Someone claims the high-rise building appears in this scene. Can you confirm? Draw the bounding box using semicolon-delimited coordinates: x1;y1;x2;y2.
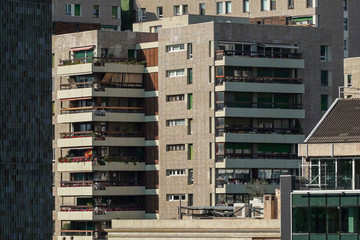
0;0;52;239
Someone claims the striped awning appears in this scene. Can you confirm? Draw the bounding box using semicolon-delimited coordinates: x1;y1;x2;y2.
70;46;95;52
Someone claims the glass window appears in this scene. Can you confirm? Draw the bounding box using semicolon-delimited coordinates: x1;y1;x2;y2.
344;0;348;11
182;5;188;14
243;0;249;12
174;5;180;15
344;18;348;31
292;207;309;233
293;194;308;206
327;207;340;233
310;207;327;233
271;0;276;10
226;2;232;13
261;0;268;11
321;70;328;86
321;45;329;61
167;44;185;52
112;6;119;19
167;69;185;77
188;144;193;160
337;159;352;189
217;2;223;14
306;0;313;7
188;93;193;109
347;75;352;86
288;0;294;9
341;207;358;233
321;95;328;111
187;43;193;59
74;4;81;16
157;7;163;18
65;4;72;16
93;5;99;18
187;68;193;84
199;3;205;15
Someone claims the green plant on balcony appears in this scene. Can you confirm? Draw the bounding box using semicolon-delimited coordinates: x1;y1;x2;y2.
62;223;71;230
246;179;268;199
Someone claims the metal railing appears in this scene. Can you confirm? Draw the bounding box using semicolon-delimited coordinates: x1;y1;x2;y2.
58;156;142;164
216;153;298;162
60;180;144;188
216;101;302;111
216;126;303;136
60;81;144;90
215;50;302;60
60;106;144;114
59;57;144;66
60;131;144;138
216;76;302;85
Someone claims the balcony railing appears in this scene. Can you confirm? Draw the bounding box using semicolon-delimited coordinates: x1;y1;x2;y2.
60;230;106;239
60;205;144;213
216;126;303;136
60;131;144;139
60;106;144;114
216;101;302;111
215;50;302;60
216;76;302;85
216;178;280;188
60;180;144;188
59;57;145;66
60;81;144;90
58;156;142;164
216;153;299;162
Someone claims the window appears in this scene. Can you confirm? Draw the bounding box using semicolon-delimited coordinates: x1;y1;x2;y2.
187;93;193;109
166;119;185;126
166;94;184;102
74;4;81;16
139;8;146;21
167;69;185;77
199;3;205;15
167;169;185;176
243;0;249;12
306;0;313;7
166;44;185;52
167;194;185;201
65;4;81;16
188;144;193;160
112;6;120;19
187;68;193;84
344;18;348;31
320;45;330;62
157;7;163;19
321;71;328;86
271;0;276;10
347;75;352;87
261;0;268;11
93;5;99;18
188;118;193;135
226;2;232;13
321;95;329;111
52;77;55;92
188;169;194;185
344;0;348;11
65;4;72;16
288;0;294;9
187;43;193;59
166;144;185;151
174;5;180;16
182;5;188;15
217;2;223;14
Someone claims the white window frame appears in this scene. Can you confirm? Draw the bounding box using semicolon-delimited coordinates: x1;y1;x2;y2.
167;194;186;201
174;5;180;16
226;1;232;13
167;119;186;127
166;94;185;102
217;2;224;14
166;44;185;52
243;0;249;12
167;169;186;176
157;7;163;19
167;69;185;77
65;4;72;16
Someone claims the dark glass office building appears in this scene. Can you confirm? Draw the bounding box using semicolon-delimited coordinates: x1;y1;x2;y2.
0;0;52;239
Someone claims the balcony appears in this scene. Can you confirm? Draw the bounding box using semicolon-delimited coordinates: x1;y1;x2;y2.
215;50;304;69
215;179;279;194
59;230;105;240
58;181;146;196
57;156;145;172
57;107;145;123
58;205;145;220
215;77;304;94
216;126;303;136
57;57;145;76
57;82;144;100
215;102;305;119
57;131;145;148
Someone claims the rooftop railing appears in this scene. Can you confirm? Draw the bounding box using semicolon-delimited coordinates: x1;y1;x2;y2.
216;76;303;85
215;50;302;60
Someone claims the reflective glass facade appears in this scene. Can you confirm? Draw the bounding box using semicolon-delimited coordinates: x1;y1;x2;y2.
0;0;52;239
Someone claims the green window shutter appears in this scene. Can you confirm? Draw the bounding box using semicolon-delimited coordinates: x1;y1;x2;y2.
188;144;193;160
112;6;118;18
188;68;193;84
74;50;86;59
188;94;193;109
75;4;81;16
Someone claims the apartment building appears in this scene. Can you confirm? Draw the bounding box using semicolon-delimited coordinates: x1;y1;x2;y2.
135;0;359;58
342;57;360;98
0;0;52;239
132;15;342;219
52;30;159;239
281;98;360;240
52;0;136;34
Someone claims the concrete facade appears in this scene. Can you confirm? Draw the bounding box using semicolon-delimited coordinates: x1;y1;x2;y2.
343;57;360;98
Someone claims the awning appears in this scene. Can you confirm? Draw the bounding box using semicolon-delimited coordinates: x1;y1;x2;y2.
70;46;95;52
258;43;299;49
60;97;92;101
293;17;313;22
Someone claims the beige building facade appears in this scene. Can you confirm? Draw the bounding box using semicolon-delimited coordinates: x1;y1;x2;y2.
343;57;360;98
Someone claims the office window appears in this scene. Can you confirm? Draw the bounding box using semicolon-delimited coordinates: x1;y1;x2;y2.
271;0;276;10
226;2;232;13
112;6;120;19
65;4;72;16
174;5;180;15
321;95;329;111
344;0;348;11
182;5;188;14
199;3;205;15
166;144;185;151
306;0;313;7
167;194;185;201
157;7;163;19
261;0;268;11
320;45;330;62
166;119;185;126
217;2;223;14
321;71;328;86
243;0;249;12
347;75;352;86
187;43;193;59
187;68;193;84
167;69;185;77
166;94;184;102
288;0;294;9
344;18;348;31
187;93;193;109
93;5;99;18
166;44;185;52
167;169;186;176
